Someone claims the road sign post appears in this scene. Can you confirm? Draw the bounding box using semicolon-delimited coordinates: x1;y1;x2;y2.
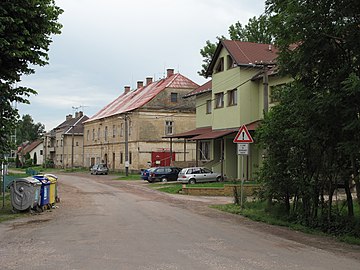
233;125;254;208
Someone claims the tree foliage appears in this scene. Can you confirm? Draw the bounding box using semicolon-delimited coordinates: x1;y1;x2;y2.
257;0;360;234
0;0;63;156
15;114;45;145
198;15;273;77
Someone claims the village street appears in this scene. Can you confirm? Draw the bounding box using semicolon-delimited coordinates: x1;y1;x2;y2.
0;173;360;270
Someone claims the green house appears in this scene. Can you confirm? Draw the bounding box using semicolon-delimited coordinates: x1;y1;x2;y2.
171;40;290;180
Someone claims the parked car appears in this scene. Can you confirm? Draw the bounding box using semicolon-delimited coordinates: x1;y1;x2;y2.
140;168;156;180
177;167;224;184
147;166;182;183
90;163;109;175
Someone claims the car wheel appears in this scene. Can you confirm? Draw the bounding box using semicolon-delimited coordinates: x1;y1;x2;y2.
161;177;168;183
189;179;196;185
147;180;153;183
216;176;223;182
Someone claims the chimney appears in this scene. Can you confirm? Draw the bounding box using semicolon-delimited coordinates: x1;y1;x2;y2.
146;77;153;85
66;114;72;121
137;81;143;89
167;68;174;78
75;111;79;118
124;86;131;94
78;111;83;117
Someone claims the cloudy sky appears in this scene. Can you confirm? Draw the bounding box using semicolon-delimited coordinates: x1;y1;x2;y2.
18;0;265;131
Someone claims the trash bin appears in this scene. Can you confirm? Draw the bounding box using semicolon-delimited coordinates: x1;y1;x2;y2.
8;177;42;211
44;174;60;203
32;175;51;209
44;174;57;206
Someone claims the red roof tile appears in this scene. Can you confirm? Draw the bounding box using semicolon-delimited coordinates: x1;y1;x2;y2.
184;80;212;98
86;73;199;122
206;40;278;77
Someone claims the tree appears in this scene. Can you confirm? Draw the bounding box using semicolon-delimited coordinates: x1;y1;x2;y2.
15;114;45;145
0;0;63;156
257;0;360;231
198;14;273;77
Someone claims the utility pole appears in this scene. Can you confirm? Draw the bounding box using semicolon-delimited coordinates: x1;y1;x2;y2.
124;114;129;176
71;125;75;169
263;64;269;113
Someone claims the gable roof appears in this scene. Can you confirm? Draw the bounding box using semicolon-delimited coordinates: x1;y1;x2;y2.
21;140;43;155
184;80;212;98
86;73;199;123
54;114;89;135
206;40;278;77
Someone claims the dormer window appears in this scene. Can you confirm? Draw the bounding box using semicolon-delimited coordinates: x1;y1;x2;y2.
227;55;236;69
215;57;224;73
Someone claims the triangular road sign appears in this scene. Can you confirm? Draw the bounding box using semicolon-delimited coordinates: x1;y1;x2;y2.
233;125;254;143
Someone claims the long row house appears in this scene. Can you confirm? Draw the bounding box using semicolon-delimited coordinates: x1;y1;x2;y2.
42;40;290;179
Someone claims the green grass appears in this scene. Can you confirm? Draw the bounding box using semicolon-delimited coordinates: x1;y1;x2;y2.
114;174;142;181
211;200;360;245
0;193;26;223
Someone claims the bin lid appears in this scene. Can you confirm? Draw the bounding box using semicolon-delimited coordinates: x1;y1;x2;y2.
44;173;58;180
44;174;58;183
7;177;41;188
32;175;50;184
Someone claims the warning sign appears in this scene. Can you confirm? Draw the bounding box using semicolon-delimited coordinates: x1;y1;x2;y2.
233;125;254;143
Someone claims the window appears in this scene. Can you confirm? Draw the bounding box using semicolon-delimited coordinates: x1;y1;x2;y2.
199;141;210;160
87;130;89;141
170;92;178;103
120;152;123;164
129;152;132;164
120;123;124;137
104;126;108;141
165;121;174;135
128;120;132;136
227;89;237;106
60;139;63;147
97;128;100;140
56;140;58;147
215;57;224;73
206;100;212;114
227;55;236;69
40;150;43;155
92;129;95;141
113;125;116;138
76;142;79;146
215;92;224;108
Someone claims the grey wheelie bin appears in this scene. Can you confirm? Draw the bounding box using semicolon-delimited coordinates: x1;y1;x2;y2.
8;177;42;211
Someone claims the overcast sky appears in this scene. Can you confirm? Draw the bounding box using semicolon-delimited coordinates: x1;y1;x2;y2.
18;0;265;131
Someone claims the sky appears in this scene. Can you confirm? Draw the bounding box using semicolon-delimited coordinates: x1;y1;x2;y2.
18;0;265;131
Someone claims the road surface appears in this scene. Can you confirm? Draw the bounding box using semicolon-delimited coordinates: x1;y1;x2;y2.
0;173;359;270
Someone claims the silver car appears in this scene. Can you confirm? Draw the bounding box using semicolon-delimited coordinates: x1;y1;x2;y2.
177;167;224;184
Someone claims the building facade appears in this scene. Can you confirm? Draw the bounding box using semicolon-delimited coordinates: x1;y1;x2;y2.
172;41;291;180
44;111;89;168
83;69;199;172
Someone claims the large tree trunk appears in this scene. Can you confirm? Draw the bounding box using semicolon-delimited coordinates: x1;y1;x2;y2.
344;177;354;217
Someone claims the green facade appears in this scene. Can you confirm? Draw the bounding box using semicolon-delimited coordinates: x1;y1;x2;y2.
195;45;290;180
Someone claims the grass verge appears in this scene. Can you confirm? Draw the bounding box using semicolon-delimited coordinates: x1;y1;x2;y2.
211;201;360;246
0;193;26;223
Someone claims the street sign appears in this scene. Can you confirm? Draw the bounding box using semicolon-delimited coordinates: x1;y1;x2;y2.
233;125;254;143
237;143;249;155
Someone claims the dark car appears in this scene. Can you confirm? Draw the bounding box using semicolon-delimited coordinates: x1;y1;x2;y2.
140;167;156;180
90;163;109;175
147;166;182;183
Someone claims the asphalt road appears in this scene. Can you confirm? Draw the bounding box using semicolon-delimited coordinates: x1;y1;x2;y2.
0;173;360;270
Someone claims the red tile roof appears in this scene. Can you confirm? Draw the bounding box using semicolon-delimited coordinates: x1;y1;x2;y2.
86;73;199;122
206;40;278;77
184;80;212;98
